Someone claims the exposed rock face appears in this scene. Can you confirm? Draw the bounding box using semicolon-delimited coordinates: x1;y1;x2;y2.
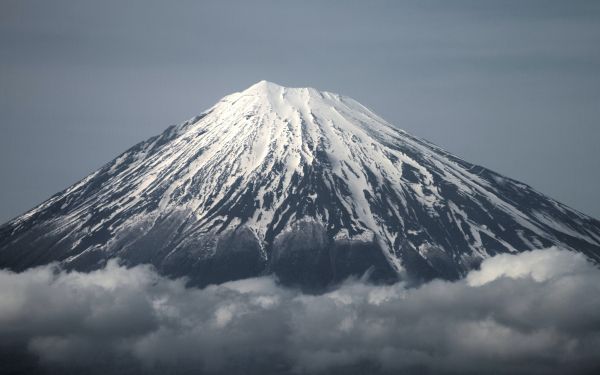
1;81;599;290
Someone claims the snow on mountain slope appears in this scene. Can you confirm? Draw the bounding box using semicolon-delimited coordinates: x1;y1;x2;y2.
1;81;599;288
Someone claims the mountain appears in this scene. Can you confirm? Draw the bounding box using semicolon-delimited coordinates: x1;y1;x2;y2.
1;81;599;289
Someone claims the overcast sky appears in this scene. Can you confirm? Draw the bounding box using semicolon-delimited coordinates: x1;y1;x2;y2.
1;0;599;223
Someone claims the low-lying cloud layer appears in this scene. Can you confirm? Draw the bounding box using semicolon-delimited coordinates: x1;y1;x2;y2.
1;248;599;374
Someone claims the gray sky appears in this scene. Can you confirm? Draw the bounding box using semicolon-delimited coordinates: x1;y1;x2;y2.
1;0;599;223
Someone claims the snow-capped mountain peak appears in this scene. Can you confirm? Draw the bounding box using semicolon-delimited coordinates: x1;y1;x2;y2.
1;81;599;289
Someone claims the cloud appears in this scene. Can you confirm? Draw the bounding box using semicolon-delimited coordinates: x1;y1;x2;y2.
1;247;599;374
466;247;594;285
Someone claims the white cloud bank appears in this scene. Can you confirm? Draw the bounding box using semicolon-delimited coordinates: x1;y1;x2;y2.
1;247;599;374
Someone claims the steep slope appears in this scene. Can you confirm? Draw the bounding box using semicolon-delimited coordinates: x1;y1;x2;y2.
1;81;599;288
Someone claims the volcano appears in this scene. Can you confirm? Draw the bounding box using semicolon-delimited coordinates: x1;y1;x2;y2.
1;81;599;289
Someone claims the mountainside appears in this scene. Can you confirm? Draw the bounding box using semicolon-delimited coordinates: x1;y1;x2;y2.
1;81;599;289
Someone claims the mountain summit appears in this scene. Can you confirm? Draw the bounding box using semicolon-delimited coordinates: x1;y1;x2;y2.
1;81;599;289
